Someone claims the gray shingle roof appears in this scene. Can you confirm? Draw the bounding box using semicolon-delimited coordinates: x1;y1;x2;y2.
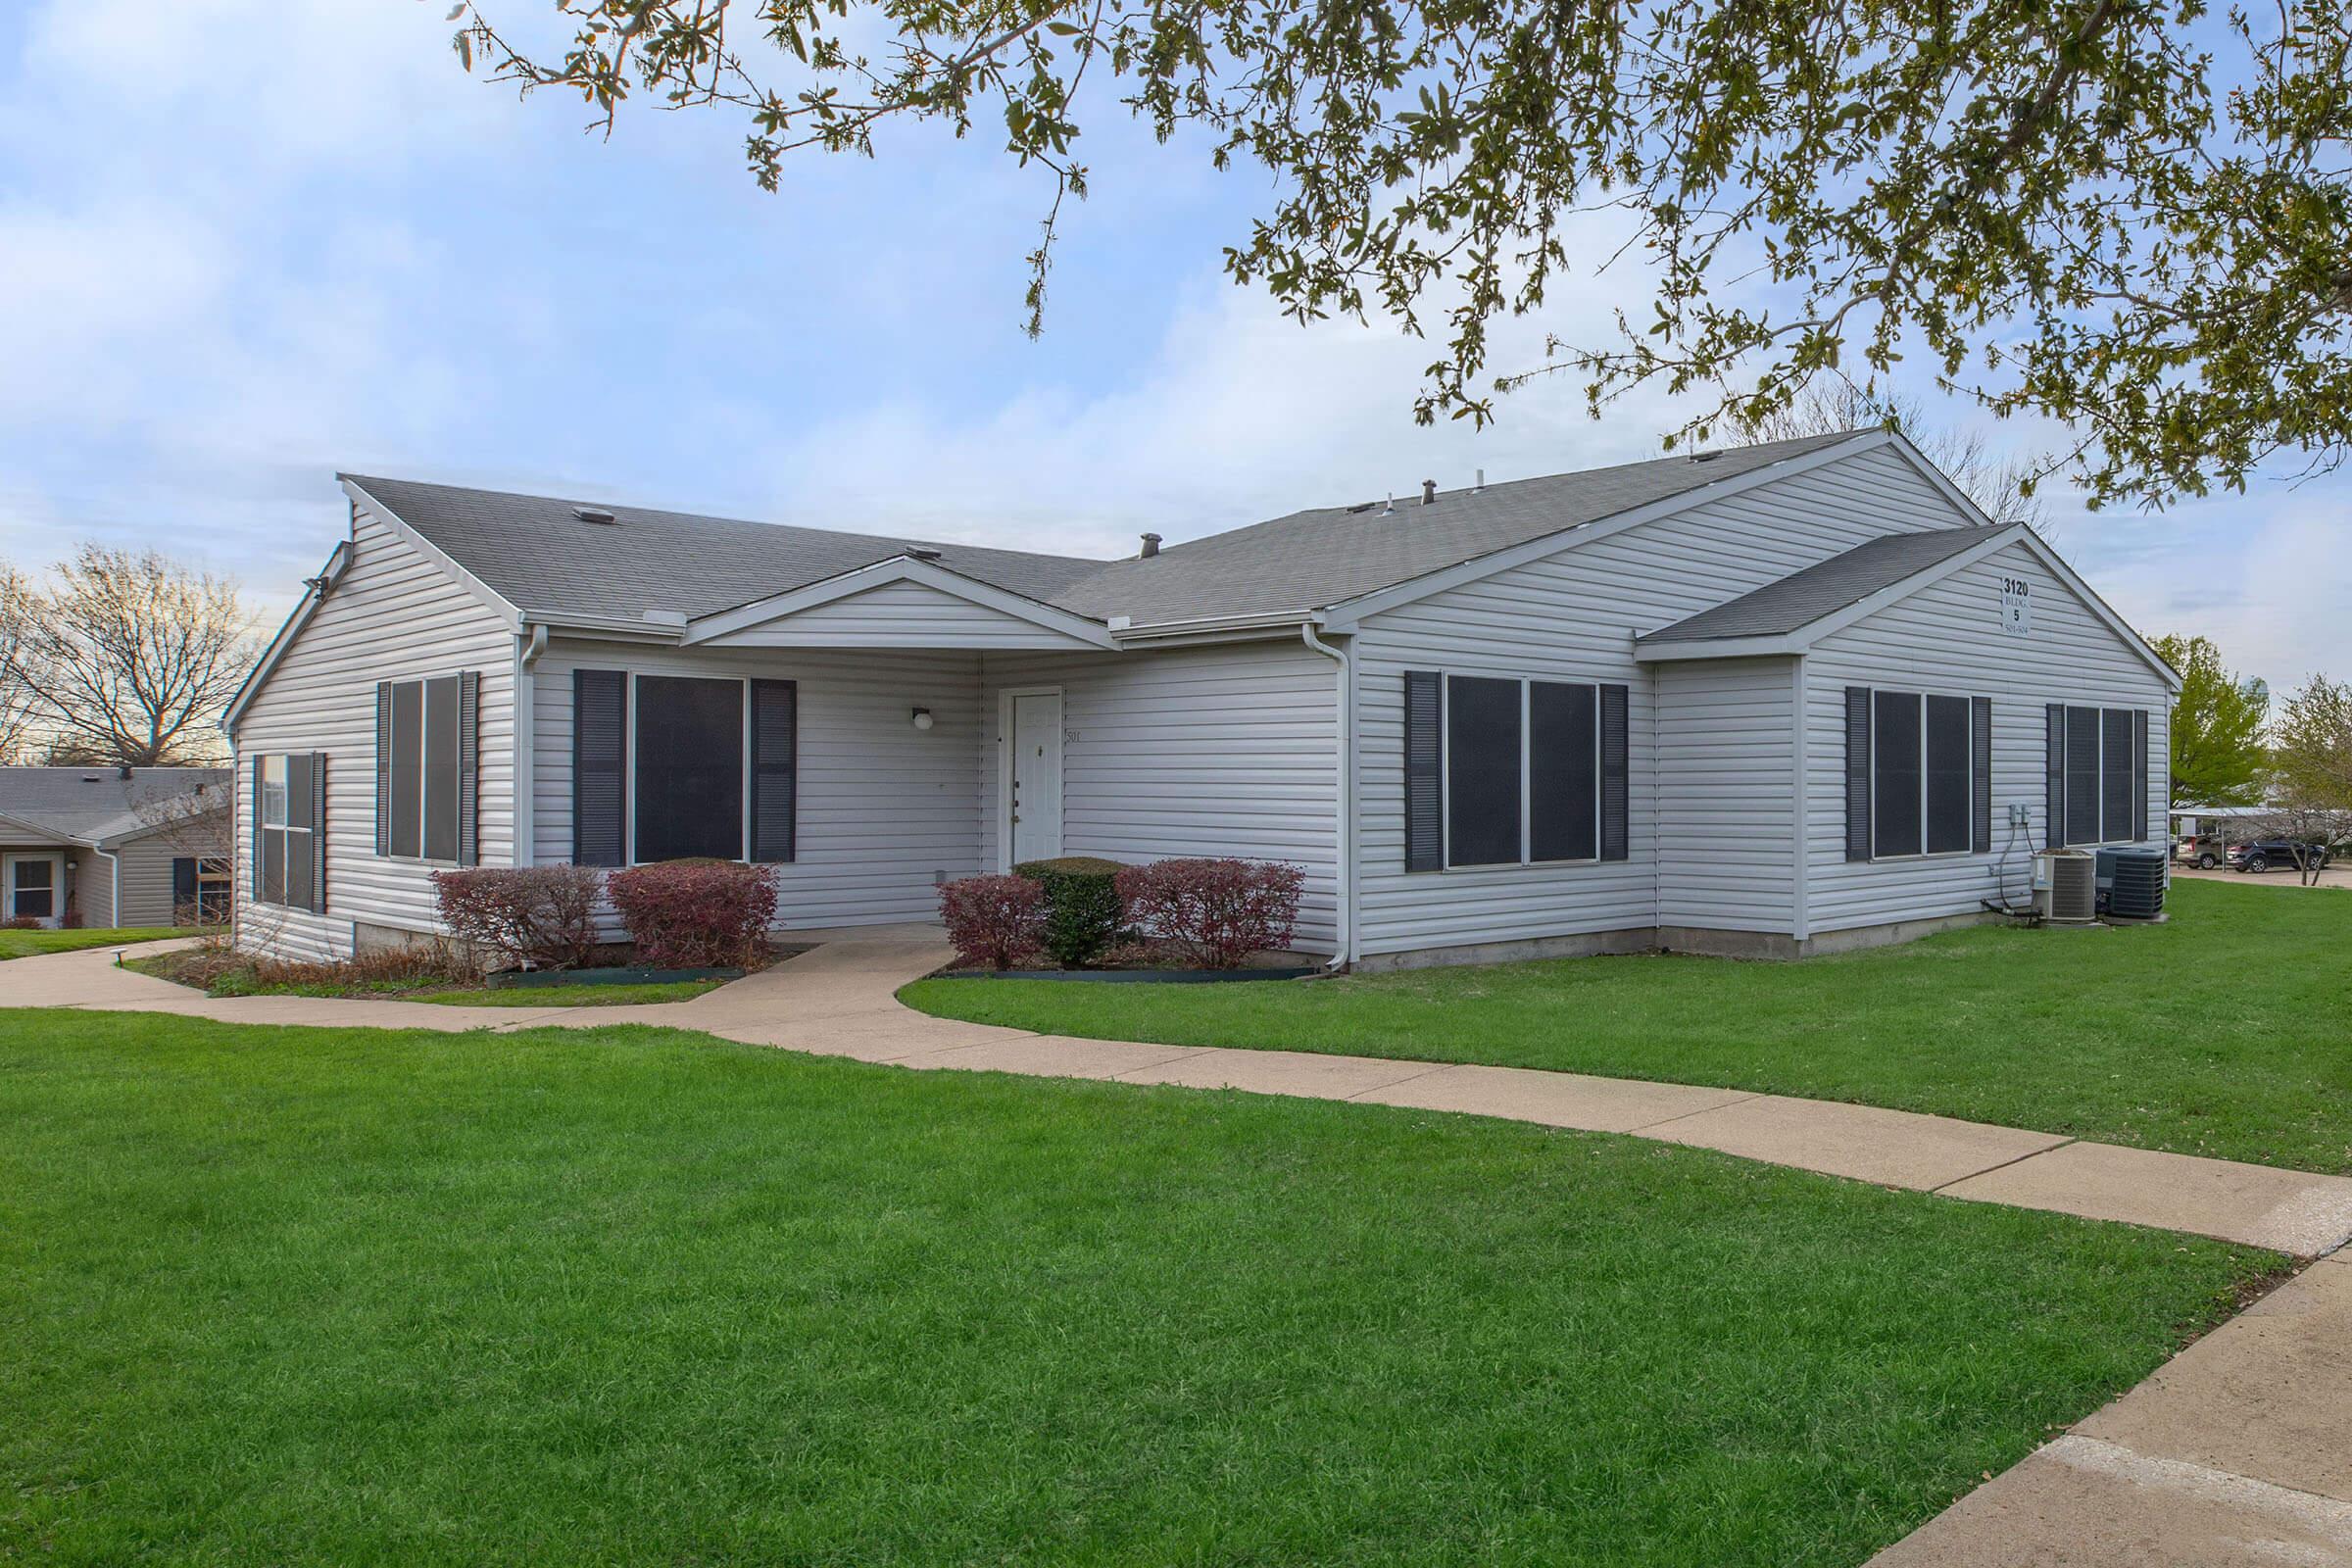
349;430;1865;632
0;767;230;843
1637;523;2014;645
341;476;1108;625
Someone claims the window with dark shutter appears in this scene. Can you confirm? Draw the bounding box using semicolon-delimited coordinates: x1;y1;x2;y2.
378;673;480;863
635;675;745;862
1403;672;1443;872
456;670;480;865
573;669;627;867
374;682;393;857
308;751;328;913
1598;683;1629;862
1529;681;1598;862
1864;688;1984;858
750;678;797;864
1446;675;1522;867
1845;687;1873;862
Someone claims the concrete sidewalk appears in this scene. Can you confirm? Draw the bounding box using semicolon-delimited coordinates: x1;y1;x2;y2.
10;929;2352;1564
12;933;2352;1256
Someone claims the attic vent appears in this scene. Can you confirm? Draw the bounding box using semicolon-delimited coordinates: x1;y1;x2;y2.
571;505;617;524
907;548;942;562
1686;450;1722;464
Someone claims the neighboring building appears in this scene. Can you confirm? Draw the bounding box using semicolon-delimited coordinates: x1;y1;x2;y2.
0;767;231;929
222;428;2179;969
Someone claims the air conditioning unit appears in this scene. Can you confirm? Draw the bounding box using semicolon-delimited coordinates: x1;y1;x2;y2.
2097;847;2168;920
2033;850;2098;925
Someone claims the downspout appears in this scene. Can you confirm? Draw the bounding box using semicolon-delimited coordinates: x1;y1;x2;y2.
1299;623;1352;970
91;844;121;930
514;624;548;867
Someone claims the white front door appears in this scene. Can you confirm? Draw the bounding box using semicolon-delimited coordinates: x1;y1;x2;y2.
3;853;63;929
1008;691;1064;865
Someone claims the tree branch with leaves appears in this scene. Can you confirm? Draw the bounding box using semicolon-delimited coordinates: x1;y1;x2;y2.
443;0;2351;508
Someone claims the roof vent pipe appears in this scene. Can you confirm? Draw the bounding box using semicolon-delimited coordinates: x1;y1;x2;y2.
1140;532;1161;559
1421;479;1437;506
1475;468;1486;493
1382;492;1395;515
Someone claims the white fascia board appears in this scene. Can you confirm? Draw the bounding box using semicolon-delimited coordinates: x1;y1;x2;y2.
683;556;1119;650
1633;634;1803;662
337;477;527;632
1318;430;1896;631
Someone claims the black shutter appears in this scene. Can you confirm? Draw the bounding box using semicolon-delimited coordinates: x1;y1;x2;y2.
1844;687;1873;862
1403;671;1443;872
2044;705;2066;849
374;681;393;857
249;754;264;899
309;752;329;913
457;670;480;865
2133;709;2150;842
1599;682;1630;862
750;678;798;864
1971;696;1992;854
573;669;627;867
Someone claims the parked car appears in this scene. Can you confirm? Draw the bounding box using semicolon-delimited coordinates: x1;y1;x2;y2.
2176;833;2229;869
2228;839;2330;874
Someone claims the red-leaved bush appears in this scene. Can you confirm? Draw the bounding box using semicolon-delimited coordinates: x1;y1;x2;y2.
1115;858;1305;969
431;865;604;970
938;874;1044;970
605;859;779;968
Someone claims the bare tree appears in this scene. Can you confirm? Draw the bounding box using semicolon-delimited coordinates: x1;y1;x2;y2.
2269;674;2352;884
1734;384;2051;537
11;547;258;767
0;563;36;764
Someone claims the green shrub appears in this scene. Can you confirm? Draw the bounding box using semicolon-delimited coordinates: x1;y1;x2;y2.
1013;856;1126;968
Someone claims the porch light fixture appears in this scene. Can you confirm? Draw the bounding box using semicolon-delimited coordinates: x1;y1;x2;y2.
911;708;934;731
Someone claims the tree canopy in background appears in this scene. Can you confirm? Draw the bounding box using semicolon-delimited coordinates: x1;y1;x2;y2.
2150;633;2269;806
448;0;2351;509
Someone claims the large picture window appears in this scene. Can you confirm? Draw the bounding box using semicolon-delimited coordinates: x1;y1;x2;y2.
570;670;798;867
2049;705;2149;846
1435;673;1612;869
375;673;477;863
1854;688;1986;859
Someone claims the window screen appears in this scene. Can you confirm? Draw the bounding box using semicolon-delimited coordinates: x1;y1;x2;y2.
1924;695;1972;855
2100;708;2133;843
1872;691;1922;858
389;680;423;858
635;675;745;862
2064;705;2102;845
1446;676;1522;868
1529;681;1598;862
424;675;462;862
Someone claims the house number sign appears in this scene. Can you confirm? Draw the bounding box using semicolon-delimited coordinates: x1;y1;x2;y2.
1999;575;2032;638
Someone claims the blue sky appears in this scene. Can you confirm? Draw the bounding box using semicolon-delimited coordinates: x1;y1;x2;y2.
0;0;2343;698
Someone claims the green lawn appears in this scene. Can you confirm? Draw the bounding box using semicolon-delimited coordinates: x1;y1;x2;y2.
906;878;2352;1174
0;1010;2278;1567
0;926;184;960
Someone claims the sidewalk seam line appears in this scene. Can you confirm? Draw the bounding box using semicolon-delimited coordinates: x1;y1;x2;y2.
1621;1091;1770;1134
1930;1136;2081;1195
1340;1063;1461;1101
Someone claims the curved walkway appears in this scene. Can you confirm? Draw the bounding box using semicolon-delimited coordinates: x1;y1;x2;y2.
10;932;2352;1565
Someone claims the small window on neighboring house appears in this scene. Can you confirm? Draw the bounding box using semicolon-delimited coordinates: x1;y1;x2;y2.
252;751;324;910
173;857;233;923
374;673;479;863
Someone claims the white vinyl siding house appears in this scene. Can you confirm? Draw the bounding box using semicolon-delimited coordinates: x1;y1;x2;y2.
223;430;2178;968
